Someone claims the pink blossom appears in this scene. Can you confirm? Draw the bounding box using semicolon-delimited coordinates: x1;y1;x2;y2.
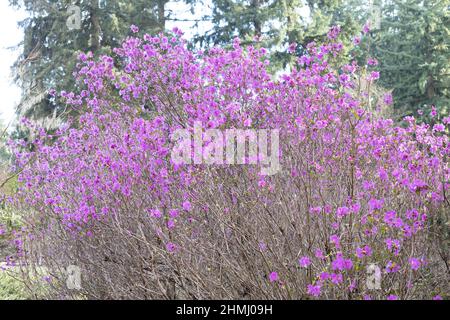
130;25;139;33
149;209;162;218
182;201;192;212
166;242;177;253
307;284;321;297
269;272;279;282
288;42;297;54
299;256;311;268
315;249;325;260
409;258;421;270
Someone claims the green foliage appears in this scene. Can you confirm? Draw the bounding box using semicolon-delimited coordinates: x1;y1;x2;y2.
0;266;55;300
371;0;450;118
0;271;30;300
196;0;361;69
9;0;449;125
10;0;171;125
0;205;23;234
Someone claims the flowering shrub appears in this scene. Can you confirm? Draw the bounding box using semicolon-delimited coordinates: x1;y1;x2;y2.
9;26;449;299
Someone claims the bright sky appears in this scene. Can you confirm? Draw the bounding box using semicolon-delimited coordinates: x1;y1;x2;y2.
0;2;25;126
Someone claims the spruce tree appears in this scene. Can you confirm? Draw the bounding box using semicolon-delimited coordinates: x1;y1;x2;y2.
196;0;360;69
9;0;169;126
372;0;449;118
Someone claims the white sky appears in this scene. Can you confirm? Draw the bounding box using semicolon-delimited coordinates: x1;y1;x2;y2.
0;2;25;126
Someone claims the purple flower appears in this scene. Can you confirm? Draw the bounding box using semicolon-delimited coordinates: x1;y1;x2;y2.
385;238;401;255
356;245;372;259
299;256;311;268
182;201;192;212
383;93;393;105
330;235;341;248
48;88;57;96
149;209;162;218
368;71;380;81
336;206;350;218
433;124;445;132
309;207;322;215
369;198;384;211
166;242;177;252
378;167;388;181
387;295;398;300
315;249;325;260
288;42;297;54
367;58;378;66
130;25;139;33
430;105;437;117
269;271;279;282
351;203;361;213
364;245;373;257
167;219;175;229
409;257;421;270
330;273;343;284
307;284;321;297
409;179;428;193
169;209;179;218
332;253;353;271
258;241;267;251
385;261;400;273
433;295;443;301
315;120;328;129
362;22;371;34
319;272;330;280
406;209;419;220
327;25;341;39
384;210;397;226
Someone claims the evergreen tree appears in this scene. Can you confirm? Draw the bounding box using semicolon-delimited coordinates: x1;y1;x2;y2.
372;0;449;118
9;0;170;126
196;0;360;69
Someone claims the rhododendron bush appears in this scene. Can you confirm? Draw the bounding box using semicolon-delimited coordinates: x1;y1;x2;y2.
8;26;449;300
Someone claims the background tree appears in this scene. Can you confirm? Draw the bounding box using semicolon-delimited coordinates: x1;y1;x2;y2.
9;0;171;128
8;0;449;126
195;0;361;69
372;0;450;119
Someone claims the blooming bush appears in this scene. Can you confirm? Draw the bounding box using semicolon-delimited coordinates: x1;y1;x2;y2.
9;26;449;299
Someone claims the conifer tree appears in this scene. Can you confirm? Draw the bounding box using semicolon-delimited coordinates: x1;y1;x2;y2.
9;0;170;125
196;0;360;69
372;0;449;118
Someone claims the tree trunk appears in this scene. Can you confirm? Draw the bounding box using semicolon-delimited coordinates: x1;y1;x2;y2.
89;0;101;52
157;0;168;31
251;0;262;37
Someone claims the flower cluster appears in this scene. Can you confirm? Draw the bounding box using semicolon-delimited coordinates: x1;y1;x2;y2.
9;26;449;300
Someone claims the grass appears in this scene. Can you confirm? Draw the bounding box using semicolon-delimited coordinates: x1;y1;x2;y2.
0;269;31;300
